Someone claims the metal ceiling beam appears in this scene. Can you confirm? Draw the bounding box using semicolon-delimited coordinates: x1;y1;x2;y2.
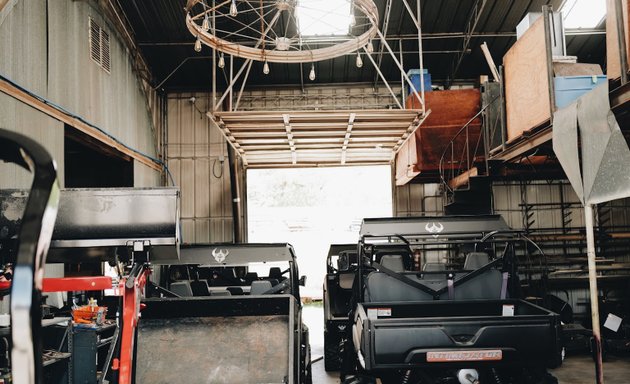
447;0;488;89
372;0;394;88
137;29;606;47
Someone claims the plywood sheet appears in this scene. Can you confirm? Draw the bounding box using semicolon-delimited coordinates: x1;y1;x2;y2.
504;16;551;142
607;0;630;80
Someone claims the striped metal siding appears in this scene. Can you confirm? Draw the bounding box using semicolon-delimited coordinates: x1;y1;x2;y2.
167;93;234;244
0;0;160;187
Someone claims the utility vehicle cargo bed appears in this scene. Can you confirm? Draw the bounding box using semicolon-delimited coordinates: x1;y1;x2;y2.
353;299;562;371
136;296;297;384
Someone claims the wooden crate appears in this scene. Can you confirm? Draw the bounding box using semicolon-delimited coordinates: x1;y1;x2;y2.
395;89;481;185
504;16;551;142
607;0;630;80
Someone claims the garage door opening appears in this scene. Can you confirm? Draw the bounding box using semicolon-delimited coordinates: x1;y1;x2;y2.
246;165;393;298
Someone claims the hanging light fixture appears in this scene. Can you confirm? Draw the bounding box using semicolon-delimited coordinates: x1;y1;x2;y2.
308;63;316;81
263;60;270;74
202;14;210;31
366;39;374;53
355;51;363;68
218;52;225;68
230;0;238;17
194;37;202;52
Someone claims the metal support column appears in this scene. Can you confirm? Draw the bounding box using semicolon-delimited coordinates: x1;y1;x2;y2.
585;204;604;384
615;0;629;84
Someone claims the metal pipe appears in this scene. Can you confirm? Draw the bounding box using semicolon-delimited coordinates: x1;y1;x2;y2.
234;60;254;111
229;54;234;111
212;1;217;110
362;47;403;109
543;6;557;122
375;29;423;108
417;0;425;115
228;143;242;242
585;204;604;384
400;38;406;108
615;0;629;84
138;29;606;46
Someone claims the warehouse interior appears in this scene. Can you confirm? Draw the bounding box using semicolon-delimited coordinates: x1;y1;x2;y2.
1;0;630;383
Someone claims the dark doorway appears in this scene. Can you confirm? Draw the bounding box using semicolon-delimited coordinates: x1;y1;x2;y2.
64;126;134;188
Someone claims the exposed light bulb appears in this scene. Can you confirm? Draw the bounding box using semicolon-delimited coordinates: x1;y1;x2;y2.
218;53;225;69
202;15;210;31
366;40;374;53
263;60;270;75
309;64;316;81
230;0;238;17
350;12;356;27
355;52;363;68
194;38;202;52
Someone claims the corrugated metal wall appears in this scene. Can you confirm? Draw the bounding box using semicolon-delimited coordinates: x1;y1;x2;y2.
394;180;630;313
0;0;160;187
167;93;236;244
237;84;403;111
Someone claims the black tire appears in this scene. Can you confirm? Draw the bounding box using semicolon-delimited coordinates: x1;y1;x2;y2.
324;332;341;371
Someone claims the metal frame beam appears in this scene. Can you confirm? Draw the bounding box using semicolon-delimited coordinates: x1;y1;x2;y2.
447;0;488;88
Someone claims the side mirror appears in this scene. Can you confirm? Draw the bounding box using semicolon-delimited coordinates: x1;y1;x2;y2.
299;275;307;286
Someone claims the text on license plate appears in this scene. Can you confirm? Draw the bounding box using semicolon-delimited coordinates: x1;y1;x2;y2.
426;350;503;362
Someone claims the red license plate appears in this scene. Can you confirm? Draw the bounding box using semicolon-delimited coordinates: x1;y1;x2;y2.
426;350;503;362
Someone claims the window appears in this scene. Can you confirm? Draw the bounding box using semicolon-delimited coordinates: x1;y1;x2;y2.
89;17;111;73
560;0;606;29
296;0;352;36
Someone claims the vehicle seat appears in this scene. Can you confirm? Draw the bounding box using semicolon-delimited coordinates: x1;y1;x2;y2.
338;273;354;290
227;287;244;295
269;267;285;281
364;272;437;302
210;290;232;296
423;263;445;271
170;281;193;297
454;252;503;300
190;280;210;296
380;255;406;272
250;280;272;295
244;272;258;284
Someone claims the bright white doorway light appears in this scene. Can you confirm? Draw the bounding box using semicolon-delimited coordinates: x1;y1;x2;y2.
561;0;606;29
296;0;352;36
247;166;392;298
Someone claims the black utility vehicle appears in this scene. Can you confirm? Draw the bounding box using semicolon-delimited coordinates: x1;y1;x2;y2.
340;215;563;384
323;243;413;371
138;243;312;384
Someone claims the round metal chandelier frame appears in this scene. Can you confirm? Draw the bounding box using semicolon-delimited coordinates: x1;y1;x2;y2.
185;0;380;64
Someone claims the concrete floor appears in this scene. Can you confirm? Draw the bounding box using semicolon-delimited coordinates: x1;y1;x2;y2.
313;355;630;383
304;304;630;383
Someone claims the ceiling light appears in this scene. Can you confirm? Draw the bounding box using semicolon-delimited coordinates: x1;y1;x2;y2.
230;0;238;17
366;40;374;53
309;64;316;81
561;0;606;29
202;14;210;31
263;60;270;74
296;0;352;36
355;52;363;68
194;37;202;52
218;53;225;68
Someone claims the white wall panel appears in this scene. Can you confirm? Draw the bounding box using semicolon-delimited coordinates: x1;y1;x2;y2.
167;92;234;244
